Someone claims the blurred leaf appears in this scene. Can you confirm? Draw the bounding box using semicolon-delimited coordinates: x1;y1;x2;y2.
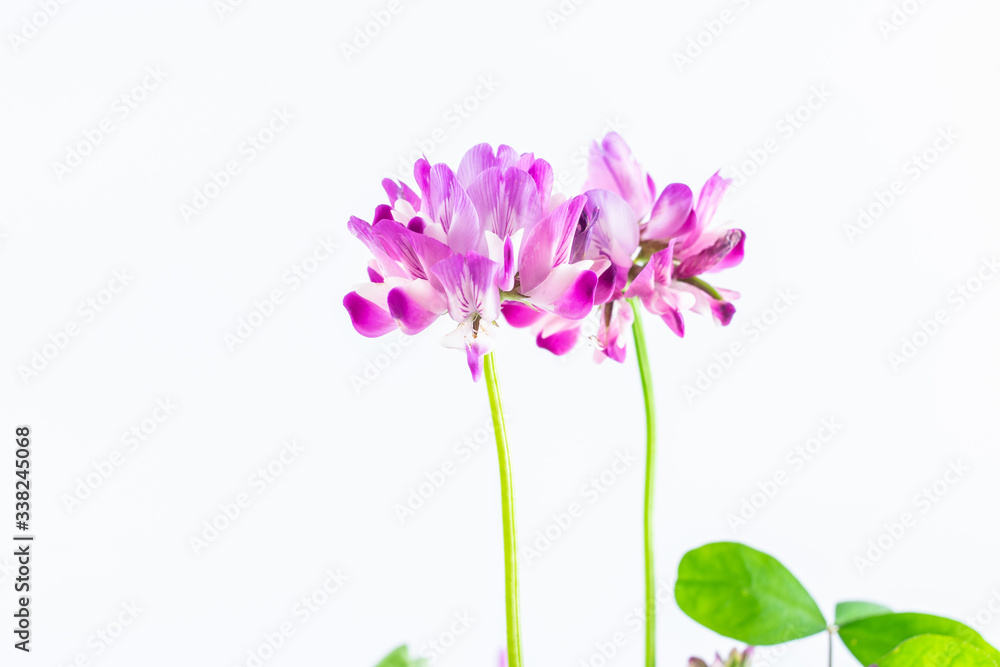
875;635;998;667
835;601;893;627
675;542;827;645
839;614;1000;665
375;645;428;667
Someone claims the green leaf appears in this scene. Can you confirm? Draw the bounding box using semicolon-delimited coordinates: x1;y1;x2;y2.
839;613;1000;665
835;601;893;627
675;542;827;645
876;635;999;667
375;645;428;667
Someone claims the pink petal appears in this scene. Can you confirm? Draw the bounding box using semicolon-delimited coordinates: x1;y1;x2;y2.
387;281;446;335
466;167;540;240
407;216;427;234
457;143;497;188
706;229;745;273
583;189;640;269
583;132;654;219
496;144;519;169
501;301;545;328
594;264;620;305
465;335;492;382
457;144;520;189
595;301;634;362
425;164;482;254
500;234;516;291
711;299;736;326
382;178;421;210
513;152;535;171
517;195;588;293
681;171;732;249
550;269;598;320
695;171;731;228
570;201;596;263
528;159;554;211
343;291;396;337
674;282;737;326
644;183;694;240
657;304;686;337
536;327;580;356
431;252;501;322
348;216;406;280
372;219;454;283
626;244;675;299
675;229;744;278
414;158;431;194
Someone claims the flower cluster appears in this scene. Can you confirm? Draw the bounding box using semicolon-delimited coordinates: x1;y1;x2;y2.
689;647;754;667
344;133;745;379
501;132;744;363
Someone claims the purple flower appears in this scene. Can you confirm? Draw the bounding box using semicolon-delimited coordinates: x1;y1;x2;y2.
507;132;745;362
625;241;694;337
517;194;606;320
499;302;585;357
346;133;745;373
432;252;501;381
594;299;634;363
640;173;744;328
344;142;599;380
584;132;657;220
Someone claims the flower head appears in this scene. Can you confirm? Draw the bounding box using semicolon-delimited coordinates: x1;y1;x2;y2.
344;143;601;380
507;132;746;362
584;131;657;220
346;133;745;374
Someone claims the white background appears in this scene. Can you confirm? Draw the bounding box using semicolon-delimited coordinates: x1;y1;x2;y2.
1;0;998;665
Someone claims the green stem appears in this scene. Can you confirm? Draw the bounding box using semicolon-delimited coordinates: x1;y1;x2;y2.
679;275;724;301
484;352;522;667
629;298;657;667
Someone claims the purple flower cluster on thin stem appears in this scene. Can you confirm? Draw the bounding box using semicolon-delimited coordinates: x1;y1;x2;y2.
502;132;744;363
345;144;603;381
344;132;746;667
